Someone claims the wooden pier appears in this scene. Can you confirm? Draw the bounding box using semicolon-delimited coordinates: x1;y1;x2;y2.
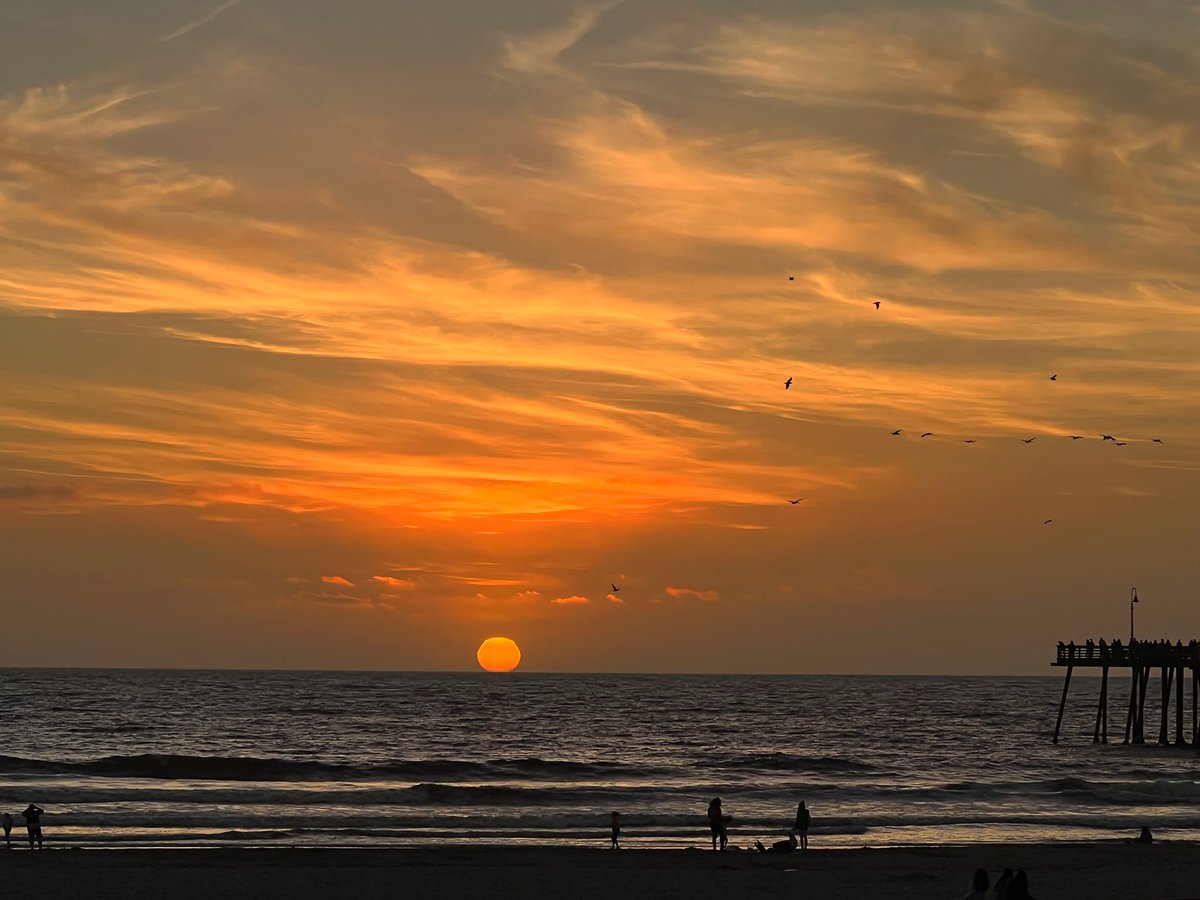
1052;639;1200;747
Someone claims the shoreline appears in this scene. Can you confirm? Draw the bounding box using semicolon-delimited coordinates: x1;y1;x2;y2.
2;843;1196;900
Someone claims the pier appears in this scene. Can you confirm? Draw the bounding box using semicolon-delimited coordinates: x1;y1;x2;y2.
1051;639;1200;747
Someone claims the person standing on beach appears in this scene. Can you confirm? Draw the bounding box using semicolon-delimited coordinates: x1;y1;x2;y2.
610;811;621;849
707;798;728;851
22;803;44;850
795;800;811;850
2;812;12;848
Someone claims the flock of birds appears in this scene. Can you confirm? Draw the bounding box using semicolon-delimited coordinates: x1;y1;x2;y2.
778;291;1168;526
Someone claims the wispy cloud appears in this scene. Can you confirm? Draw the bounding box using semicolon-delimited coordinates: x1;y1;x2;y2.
155;0;243;44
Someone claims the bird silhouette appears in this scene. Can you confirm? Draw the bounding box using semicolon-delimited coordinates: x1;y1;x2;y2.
788;275;795;281
784;377;792;390
1115;442;1127;446
963;439;976;443
873;300;881;309
611;583;620;593
1070;435;1084;440
1152;438;1164;444
1043;519;1053;525
1101;435;1115;441
921;432;933;437
891;429;901;436
1023;438;1036;443
788;498;803;504
1050;375;1057;381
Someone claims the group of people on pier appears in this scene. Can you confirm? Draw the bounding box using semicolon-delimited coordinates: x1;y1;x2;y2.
1056;637;1199;662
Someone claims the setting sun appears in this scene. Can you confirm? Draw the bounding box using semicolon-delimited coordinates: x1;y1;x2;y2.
477;637;522;672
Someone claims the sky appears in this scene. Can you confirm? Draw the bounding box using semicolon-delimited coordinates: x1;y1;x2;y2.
1;0;1198;673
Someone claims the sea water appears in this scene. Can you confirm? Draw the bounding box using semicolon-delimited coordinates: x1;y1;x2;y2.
0;669;1196;848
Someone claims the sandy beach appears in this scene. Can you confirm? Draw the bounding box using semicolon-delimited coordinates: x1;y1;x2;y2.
1;844;1196;900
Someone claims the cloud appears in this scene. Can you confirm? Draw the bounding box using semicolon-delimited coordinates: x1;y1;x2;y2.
156;0;243;44
321;575;354;587
606;593;624;604
372;575;415;589
552;595;591;605
665;586;719;602
0;484;79;501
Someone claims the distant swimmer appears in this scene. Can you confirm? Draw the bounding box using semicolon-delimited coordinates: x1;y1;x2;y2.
22;803;43;850
873;301;881;309
784;377;792;390
788;499;803;504
610;811;621;849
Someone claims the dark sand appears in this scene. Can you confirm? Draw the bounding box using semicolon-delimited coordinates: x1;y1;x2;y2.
0;844;1196;899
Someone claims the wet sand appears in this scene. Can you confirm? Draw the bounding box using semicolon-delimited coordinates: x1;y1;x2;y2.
0;843;1196;899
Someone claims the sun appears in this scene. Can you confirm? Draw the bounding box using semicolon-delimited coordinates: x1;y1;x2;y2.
477;636;522;672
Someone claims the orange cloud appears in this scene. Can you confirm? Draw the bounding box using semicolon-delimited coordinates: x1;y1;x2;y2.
372;575;415;589
552;595;590;605
665;586;719;602
321;575;354;587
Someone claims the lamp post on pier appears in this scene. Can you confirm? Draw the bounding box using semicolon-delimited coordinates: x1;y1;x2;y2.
1130;587;1139;643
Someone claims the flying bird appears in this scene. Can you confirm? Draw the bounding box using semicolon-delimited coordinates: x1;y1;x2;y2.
873;300;881;309
1152;438;1164;444
788;498;804;504
891;429;902;436
611;583;620;593
1050;375;1057;381
1101;435;1115;442
1070;435;1084;440
784;377;792;390
963;439;976;443
788;275;795;281
1023;438;1036;443
1115;442;1127;446
921;432;934;438
1043;519;1054;525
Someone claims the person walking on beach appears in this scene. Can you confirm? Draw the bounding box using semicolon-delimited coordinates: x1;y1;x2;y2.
2;812;12;849
794;800;811;850
707;798;728;851
610;811;621;849
22;803;43;850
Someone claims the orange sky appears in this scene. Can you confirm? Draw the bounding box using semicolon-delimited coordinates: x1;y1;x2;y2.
1;0;1198;672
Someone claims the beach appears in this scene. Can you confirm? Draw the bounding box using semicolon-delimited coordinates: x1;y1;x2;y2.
1;844;1196;900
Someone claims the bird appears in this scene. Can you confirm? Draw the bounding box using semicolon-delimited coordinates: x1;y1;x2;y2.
1023;438;1036;443
963;439;976;443
921;432;933;438
1070;435;1084;440
1152;438;1164;444
1043;519;1054;525
1115;442;1127;446
1050;375;1057;381
788;498;803;504
891;429;902;436
611;583;620;593
1101;435;1115;442
784;377;792;390
873;300;881;309
788;275;795;281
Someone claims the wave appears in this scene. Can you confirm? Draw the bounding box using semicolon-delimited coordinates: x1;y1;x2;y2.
0;754;665;783
708;753;876;774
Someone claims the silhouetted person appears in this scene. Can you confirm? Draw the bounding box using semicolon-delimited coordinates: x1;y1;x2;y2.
610;811;620;849
2;812;11;849
754;830;797;853
963;868;989;899
992;867;1013;899
795;800;811;849
707;798;728;850
22;804;43;850
1007;869;1035;899
1137;825;1153;844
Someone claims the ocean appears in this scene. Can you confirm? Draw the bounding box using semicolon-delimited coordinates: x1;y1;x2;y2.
0;670;1196;849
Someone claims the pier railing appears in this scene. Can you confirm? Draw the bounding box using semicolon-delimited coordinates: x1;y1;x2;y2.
1054;640;1200;667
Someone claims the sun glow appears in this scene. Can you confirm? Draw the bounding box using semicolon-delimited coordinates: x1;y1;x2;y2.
476;637;522;672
